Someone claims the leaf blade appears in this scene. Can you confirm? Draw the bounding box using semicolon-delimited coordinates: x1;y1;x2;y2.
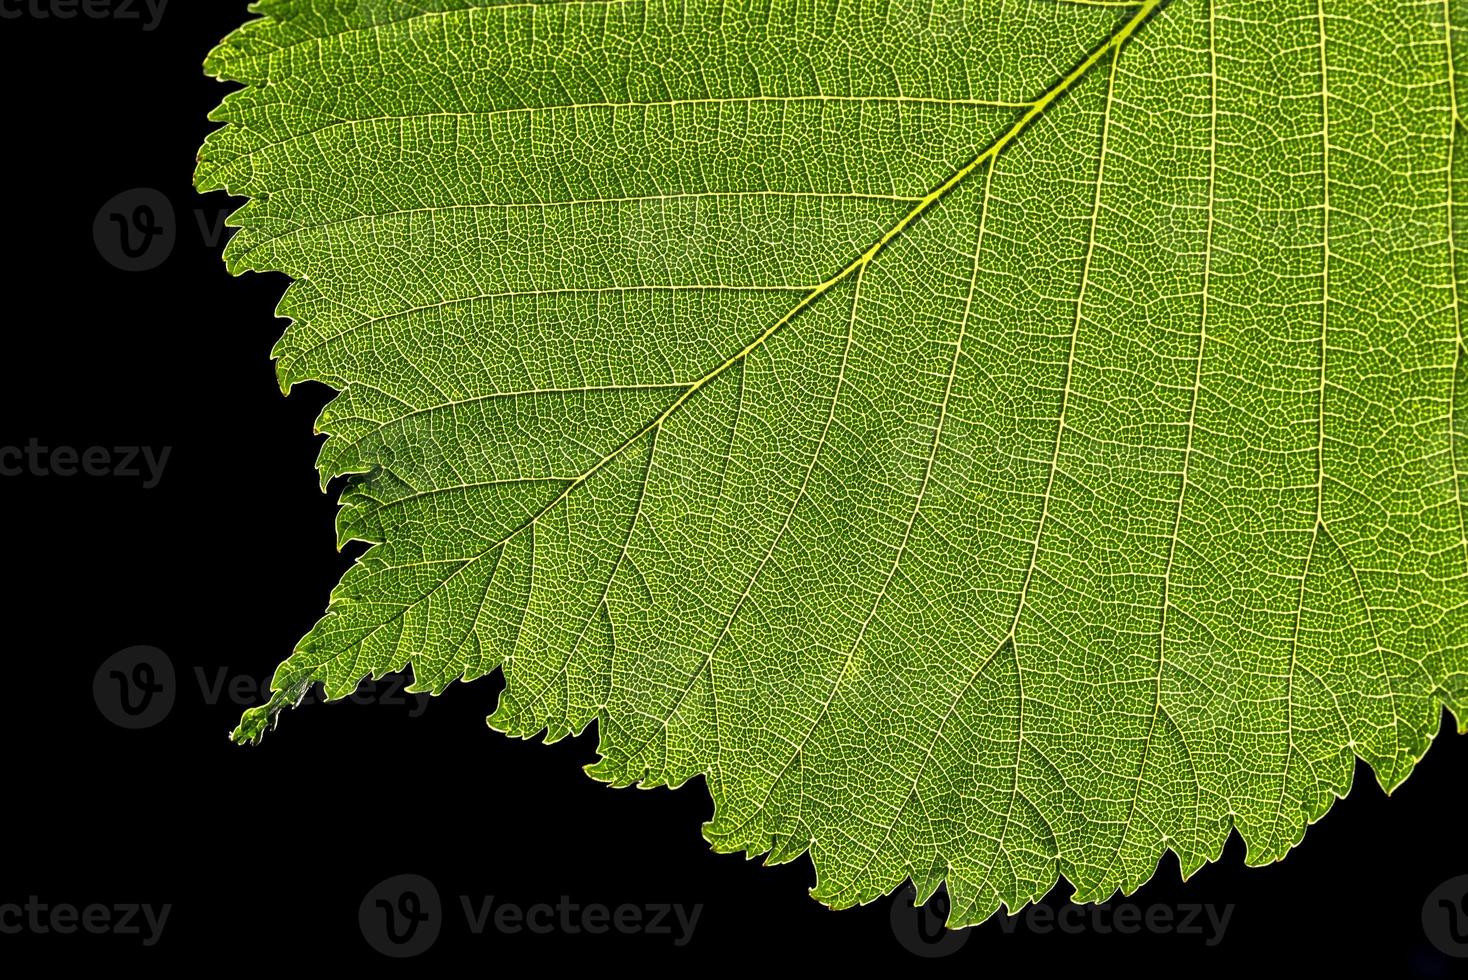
203;0;1467;926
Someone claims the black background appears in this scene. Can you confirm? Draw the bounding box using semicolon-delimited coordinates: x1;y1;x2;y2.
1;2;1465;972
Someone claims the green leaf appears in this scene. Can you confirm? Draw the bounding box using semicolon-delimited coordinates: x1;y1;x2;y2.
199;0;1468;925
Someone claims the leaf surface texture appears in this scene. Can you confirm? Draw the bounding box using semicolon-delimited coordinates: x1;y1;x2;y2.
199;0;1468;924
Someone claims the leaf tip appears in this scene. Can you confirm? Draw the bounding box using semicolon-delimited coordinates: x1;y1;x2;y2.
230;704;274;745
230;677;314;745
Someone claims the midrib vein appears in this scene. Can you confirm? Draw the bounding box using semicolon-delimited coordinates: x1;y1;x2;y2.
482;0;1164;553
